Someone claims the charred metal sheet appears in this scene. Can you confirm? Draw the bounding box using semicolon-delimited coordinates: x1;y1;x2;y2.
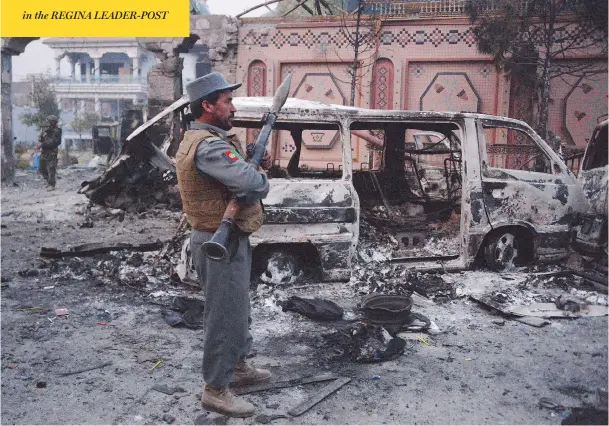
481;172;587;229
314;241;352;282
78;154;179;211
234;374;339;396
552;184;569;205
265;181;353;208
536;231;571;253
579;165;608;216
484;168;519;181
263;207;356;224
40;241;163;258
469;191;485;225
287;377;351;417
316;242;351;269
468;234;486;258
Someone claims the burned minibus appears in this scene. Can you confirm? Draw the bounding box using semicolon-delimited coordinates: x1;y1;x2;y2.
81;96;590;282
573;120;608;258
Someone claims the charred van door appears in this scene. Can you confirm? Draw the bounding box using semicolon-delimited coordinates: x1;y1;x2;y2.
477;118;587;268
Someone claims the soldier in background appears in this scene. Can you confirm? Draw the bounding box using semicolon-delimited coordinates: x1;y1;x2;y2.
37;115;62;191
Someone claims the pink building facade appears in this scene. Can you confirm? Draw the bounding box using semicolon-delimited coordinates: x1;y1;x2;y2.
235;15;607;169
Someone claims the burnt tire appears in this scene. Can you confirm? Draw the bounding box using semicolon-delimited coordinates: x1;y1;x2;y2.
484;231;522;272
259;251;302;285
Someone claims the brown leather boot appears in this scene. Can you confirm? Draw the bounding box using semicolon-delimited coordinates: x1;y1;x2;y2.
231;360;272;386
201;385;255;418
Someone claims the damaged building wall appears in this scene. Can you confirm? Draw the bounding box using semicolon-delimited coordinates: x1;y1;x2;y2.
1;38;39;182
139;15;239;147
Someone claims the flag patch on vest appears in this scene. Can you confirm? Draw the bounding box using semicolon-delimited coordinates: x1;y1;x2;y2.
223;148;243;163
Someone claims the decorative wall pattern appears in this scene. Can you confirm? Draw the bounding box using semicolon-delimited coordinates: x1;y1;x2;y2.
292;72;345;149
274;63;351;168
563;73;608;147
546;60;608;148
241;26;478;49
408;62;496;114
420;72;481;112
246;60;266;144
371;58;394;110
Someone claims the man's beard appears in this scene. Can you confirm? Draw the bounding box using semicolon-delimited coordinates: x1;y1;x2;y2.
217;115;234;131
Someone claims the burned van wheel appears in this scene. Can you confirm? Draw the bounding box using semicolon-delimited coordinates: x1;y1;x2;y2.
260;251;303;285
484;232;521;272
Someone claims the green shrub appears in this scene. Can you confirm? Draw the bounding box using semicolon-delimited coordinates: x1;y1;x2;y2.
16;157;31;169
14;143;29;155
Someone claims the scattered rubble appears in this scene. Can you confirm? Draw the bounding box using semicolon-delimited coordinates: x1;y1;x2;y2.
152;384;186;395
234;374;338;396
57;361;113;377
287;377;351;417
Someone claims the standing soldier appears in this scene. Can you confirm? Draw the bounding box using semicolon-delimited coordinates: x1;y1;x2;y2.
176;72;272;418
37;115;62;191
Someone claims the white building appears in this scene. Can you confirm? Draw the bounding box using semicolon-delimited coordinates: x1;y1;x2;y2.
43;38;157;120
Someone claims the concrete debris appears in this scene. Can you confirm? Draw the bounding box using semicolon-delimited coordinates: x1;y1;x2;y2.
194;414;229;425
253;414;290;424
471;292;608;323
161;413;176;424
152;384;186;395
514;316;551;327
510;303;608;318
55;308;69;317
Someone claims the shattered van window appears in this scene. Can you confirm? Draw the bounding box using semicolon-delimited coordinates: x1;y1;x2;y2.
482;126;556;175
352;121;463;260
582;124;608;171
234;122;342;179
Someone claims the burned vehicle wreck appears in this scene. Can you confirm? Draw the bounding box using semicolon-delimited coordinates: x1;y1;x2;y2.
80;96;590;282
573;120;608;258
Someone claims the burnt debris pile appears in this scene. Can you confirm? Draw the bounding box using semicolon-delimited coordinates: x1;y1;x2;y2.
37;247;180;293
78;153;181;214
322;323;407;363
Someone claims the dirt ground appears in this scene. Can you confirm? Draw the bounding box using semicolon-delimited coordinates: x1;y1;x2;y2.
1;167;607;425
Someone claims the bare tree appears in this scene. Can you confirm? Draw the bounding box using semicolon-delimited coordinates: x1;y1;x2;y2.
19;74;60;130
70;113;99;151
467;0;608;145
327;0;383;106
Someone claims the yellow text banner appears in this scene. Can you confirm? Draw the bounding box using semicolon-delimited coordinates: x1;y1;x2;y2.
2;0;190;37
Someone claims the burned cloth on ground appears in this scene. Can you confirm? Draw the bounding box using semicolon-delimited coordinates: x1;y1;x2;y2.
279;296;344;321
190;229;253;389
323;323;405;363
162;297;205;329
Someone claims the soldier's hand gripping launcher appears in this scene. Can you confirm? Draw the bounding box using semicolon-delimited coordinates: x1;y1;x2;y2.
202;72;293;261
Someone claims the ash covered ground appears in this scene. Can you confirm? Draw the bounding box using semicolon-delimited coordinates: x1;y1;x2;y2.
1;168;607;425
